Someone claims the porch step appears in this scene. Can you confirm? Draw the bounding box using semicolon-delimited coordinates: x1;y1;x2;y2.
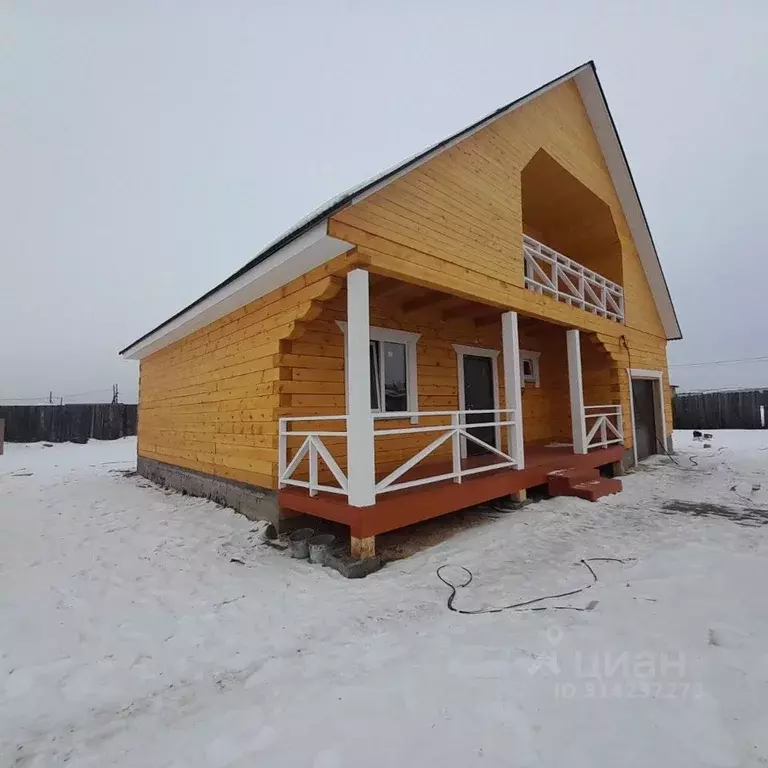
569;478;623;501
547;468;623;502
547;467;600;495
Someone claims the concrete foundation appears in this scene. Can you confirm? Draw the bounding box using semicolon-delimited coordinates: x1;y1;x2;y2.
137;456;282;527
621;448;635;472
610;459;625;477
621;434;674;471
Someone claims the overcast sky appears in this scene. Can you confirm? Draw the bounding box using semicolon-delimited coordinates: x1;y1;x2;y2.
1;1;766;403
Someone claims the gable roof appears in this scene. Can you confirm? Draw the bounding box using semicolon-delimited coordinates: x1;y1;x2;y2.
120;60;681;359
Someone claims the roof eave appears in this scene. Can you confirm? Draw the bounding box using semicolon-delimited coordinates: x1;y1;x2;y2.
120;223;354;360
575;64;682;341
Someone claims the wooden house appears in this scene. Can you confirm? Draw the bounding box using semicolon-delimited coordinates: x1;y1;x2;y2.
120;62;681;559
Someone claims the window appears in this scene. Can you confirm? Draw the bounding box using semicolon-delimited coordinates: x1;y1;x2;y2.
520;350;541;388
369;339;409;412
338;322;420;416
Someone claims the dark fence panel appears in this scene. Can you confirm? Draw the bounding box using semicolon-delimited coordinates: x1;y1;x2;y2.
673;389;768;430
0;404;138;443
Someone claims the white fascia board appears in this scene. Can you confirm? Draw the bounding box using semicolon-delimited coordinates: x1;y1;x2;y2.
575;71;681;341
121;223;353;360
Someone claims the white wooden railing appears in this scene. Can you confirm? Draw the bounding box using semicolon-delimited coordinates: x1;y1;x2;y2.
584;405;624;449
523;235;624;322
374;409;518;494
278;415;348;497
278;409;520;501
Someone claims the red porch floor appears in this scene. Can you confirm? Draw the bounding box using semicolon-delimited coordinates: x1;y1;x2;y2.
278;443;625;539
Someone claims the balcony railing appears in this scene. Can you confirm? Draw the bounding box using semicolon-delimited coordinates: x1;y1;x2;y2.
278;409;520;502
584;404;624;449
523;235;624;322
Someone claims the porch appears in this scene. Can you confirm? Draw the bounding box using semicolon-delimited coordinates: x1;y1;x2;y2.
277;266;626;557
278;440;625;544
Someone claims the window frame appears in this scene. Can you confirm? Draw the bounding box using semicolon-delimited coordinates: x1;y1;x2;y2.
337;322;421;422
520;349;541;388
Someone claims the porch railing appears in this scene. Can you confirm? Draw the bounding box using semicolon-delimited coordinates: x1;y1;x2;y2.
584;404;624;449
278;415;349;497
523;235;624;322
278;409;519;502
374;409;518;494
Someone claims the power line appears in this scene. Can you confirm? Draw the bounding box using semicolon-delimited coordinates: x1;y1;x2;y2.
58;388;114;399
669;355;768;368
0;387;115;404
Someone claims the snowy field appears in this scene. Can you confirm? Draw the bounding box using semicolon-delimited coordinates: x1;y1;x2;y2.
2;432;768;767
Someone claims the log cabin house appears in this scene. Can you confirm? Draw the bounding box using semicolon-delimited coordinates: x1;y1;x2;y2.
120;62;681;559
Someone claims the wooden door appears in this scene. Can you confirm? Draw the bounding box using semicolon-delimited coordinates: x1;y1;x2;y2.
462;355;496;456
632;378;658;461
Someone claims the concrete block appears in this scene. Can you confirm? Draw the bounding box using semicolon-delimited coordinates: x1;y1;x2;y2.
325;552;384;579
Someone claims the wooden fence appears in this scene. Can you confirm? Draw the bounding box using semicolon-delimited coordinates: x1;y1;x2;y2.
0;404;137;443
673;389;768;430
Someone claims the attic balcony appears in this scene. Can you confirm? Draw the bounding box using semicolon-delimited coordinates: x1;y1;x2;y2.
523;235;625;323
521;148;625;323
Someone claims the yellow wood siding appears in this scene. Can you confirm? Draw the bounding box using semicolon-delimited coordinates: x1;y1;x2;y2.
329;79;672;447
137;255;355;489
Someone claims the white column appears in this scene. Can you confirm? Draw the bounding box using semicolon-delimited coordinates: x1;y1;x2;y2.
501;311;525;470
567;329;588;454
345;269;376;507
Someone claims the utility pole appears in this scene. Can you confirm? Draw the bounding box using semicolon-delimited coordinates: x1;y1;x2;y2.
112;384;119;404
49;390;53;404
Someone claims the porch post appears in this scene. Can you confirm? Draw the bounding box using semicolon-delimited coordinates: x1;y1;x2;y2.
501;311;525;470
567;329;588;454
345;269;376;507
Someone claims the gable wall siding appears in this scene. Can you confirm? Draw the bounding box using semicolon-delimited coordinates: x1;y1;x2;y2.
136;254;353;491
329;80;672;447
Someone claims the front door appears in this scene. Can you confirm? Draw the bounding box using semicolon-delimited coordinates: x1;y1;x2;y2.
462;354;496;456
632;378;658;461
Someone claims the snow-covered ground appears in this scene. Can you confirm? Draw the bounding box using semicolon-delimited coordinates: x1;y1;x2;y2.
1;432;767;767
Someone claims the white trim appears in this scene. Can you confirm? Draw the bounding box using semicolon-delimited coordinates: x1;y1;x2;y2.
501;311;525;470
566;329;587;454
453;344;501;459
575;71;680;340
626;368;667;466
337;322;421;346
627;368;664;380
345;270;376;507
337;321;420;423
121;224;353;359
519;349;541;388
453;344;500;360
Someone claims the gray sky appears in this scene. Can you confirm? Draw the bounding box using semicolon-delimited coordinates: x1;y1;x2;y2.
2;1;766;403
